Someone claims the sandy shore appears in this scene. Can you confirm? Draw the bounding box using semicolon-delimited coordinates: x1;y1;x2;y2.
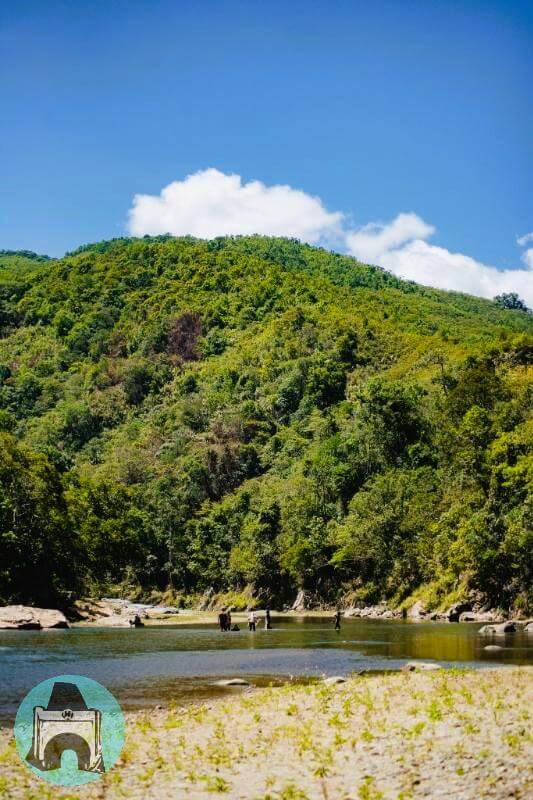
1;668;531;799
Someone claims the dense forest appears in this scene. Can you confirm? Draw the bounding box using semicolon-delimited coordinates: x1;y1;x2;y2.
0;237;531;612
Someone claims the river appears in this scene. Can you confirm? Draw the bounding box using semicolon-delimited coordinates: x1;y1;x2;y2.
1;616;531;719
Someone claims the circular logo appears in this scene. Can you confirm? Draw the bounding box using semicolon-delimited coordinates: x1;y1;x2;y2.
14;674;125;786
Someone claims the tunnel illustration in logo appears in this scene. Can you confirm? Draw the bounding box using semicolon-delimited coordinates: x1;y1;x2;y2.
26;681;105;773
15;675;125;786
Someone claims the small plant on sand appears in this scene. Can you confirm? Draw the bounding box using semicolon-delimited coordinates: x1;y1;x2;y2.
342;697;353;717
277;782;310;800
405;721;425;738
463;720;479;735
459;686;474;705
135;713;154;733
327;712;347;730
357;776;384;799
164;713;184;730
201;774;231;793
503;729;531;754
333;732;347;747
425;699;443;722
296;721;315;755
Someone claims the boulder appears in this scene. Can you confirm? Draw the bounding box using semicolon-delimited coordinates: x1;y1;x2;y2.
407;601;427;620
214;678;250;687
71;598;117;621
198;587;215;611
512;618;533;629
524;622;533;633
484;645;503;651
290;590;306;611
402;661;442;672
89;614;133;627
478;621;516;635
74;598;155;623
323;676;347;685
35;608;69;628
147;606;180;616
343;608;359;618
0;605;69;629
446;602;472;622
459;610;501;623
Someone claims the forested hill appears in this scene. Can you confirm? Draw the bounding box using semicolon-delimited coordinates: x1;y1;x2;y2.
1;236;532;612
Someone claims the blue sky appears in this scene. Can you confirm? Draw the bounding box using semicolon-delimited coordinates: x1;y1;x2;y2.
1;1;532;300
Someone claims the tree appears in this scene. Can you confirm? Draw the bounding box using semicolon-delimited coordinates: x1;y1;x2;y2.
167;312;202;361
0;433;82;605
494;293;530;313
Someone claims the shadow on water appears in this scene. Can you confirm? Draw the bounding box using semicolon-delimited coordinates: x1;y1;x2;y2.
1;616;531;720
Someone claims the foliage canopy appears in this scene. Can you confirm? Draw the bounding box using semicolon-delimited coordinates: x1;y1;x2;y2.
0;236;531;610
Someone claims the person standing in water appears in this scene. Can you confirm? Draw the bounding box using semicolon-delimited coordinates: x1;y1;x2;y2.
218;608;227;632
248;609;257;631
334;609;341;631
265;606;272;629
226;608;232;631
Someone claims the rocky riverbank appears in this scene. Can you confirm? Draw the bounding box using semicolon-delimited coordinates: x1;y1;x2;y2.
342;599;531;624
0;600;181;629
0;605;69;630
1;595;531;631
1;667;531;799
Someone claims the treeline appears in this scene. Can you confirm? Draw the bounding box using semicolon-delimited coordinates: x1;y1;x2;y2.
0;237;531;611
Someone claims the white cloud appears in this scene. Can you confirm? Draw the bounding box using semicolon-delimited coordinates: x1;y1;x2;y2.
346;215;533;305
127;169;533;306
517;232;533;272
521;248;533;271
344;213;434;264
128;168;343;243
517;231;533;247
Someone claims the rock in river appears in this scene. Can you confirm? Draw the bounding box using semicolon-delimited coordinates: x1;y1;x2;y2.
0;605;69;629
402;661;442;672
323;676;347;685
215;678;250;687
478;621;517;635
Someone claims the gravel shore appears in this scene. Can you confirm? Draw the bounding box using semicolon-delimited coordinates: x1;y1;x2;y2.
1;667;531;799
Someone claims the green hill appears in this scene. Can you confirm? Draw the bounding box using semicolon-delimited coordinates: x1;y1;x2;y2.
1;236;531;611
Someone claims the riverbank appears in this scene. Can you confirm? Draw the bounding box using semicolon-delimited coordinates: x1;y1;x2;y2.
1;667;531;799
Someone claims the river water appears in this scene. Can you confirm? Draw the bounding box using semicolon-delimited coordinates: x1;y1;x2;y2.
1;616;531;719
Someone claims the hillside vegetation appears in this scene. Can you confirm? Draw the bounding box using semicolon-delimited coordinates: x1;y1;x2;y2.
0;236;531;611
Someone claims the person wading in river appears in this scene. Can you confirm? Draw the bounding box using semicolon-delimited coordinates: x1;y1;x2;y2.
218;608;227;632
248;610;257;631
334;609;341;631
